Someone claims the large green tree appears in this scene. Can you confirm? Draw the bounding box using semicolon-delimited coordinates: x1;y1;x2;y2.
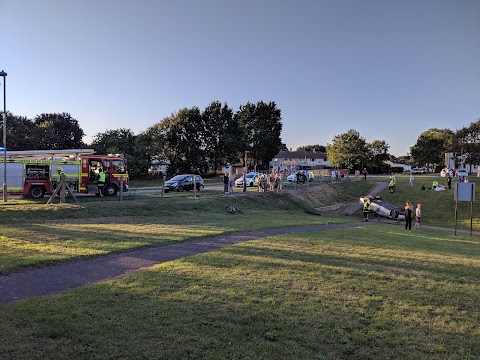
201;101;241;170
410;128;454;169
90;128;136;155
3;112;35;150
327;129;368;169
235;101;283;169
368;139;390;172
32;113;85;149
155;107;207;176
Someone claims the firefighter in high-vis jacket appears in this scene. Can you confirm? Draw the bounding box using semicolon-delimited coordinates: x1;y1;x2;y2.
97;168;106;196
363;197;371;222
389;174;396;193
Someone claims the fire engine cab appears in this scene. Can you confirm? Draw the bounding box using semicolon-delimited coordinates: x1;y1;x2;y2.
0;149;128;198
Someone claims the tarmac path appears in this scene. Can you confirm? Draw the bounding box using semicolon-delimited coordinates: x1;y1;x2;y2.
0;222;375;306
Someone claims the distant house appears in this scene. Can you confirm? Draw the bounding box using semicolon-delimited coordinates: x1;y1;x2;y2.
444;152;478;174
270;150;330;172
384;160;411;173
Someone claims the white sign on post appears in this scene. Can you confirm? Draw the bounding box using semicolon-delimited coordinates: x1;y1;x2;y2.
454;182;475;236
454;182;475;201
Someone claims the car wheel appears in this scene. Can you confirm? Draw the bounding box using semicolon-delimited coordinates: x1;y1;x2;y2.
249;182;253;187
178;186;184;192
390;210;398;218
198;184;204;191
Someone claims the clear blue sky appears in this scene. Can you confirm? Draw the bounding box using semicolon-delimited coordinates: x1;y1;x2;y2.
1;0;479;156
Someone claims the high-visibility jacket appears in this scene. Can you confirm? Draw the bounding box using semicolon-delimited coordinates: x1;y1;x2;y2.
432;180;438;187
363;200;370;212
98;171;106;183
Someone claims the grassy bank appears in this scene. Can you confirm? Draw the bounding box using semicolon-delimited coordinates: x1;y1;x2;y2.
0;182;372;274
1;224;479;359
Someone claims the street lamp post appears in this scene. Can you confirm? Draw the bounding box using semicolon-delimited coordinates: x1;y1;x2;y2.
0;70;7;203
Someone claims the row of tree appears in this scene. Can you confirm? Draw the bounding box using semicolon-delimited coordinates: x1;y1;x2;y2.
308;119;480;173
3;105;479;176
2;101;285;177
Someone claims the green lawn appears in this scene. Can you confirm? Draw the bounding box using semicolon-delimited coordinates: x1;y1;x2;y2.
374;174;480;230
0;186;363;274
1;225;479;359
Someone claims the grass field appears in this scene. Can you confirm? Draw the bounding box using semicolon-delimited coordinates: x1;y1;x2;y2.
1;177;479;359
372;174;480;230
1;225;479;359
0;181;371;274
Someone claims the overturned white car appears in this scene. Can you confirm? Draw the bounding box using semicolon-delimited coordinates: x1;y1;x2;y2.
360;196;405;220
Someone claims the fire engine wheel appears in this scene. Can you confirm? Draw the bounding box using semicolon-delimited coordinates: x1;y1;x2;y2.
28;186;45;199
104;185;118;196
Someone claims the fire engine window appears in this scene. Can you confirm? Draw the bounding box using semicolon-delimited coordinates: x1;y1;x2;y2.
104;160;111;171
89;160;103;181
112;160;126;173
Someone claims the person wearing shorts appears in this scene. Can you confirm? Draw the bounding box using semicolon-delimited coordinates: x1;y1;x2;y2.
415;203;422;230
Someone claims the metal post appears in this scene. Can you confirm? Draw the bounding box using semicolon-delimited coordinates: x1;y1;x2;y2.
193;175;197;199
162;175;165;199
1;70;7;203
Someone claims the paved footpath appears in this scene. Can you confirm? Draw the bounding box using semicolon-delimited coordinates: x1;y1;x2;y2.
0;222;376;306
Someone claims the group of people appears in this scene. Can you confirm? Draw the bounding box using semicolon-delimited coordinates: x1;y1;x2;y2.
257;172;283;192
223;172;284;194
223;173;236;193
330;169;346;182
404;201;422;231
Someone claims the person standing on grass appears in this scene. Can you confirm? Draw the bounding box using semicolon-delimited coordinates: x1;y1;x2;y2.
409;173;414;187
229;173;235;193
363;198;371;221
223;173;229;194
404;201;413;231
363;168;368;181
415;203;422;230
447;174;452;190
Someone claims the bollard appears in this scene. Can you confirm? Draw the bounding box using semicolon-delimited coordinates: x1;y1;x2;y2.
162;175;166;199
119;176;124;201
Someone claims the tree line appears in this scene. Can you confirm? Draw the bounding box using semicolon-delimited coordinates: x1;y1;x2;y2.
304;118;480;173
2;101;284;177
3;105;479;176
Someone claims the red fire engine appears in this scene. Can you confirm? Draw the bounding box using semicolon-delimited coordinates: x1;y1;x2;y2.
0;149;128;198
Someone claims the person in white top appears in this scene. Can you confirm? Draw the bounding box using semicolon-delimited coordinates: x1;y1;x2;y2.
415;203;422;230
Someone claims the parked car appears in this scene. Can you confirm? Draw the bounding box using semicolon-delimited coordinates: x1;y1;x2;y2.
360;196;405;220
164;174;204;192
412;167;427;174
456;169;468;178
440;168;453;177
235;172;259;187
287;171;314;182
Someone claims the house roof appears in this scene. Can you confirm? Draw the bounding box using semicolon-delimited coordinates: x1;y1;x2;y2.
274;150;327;160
